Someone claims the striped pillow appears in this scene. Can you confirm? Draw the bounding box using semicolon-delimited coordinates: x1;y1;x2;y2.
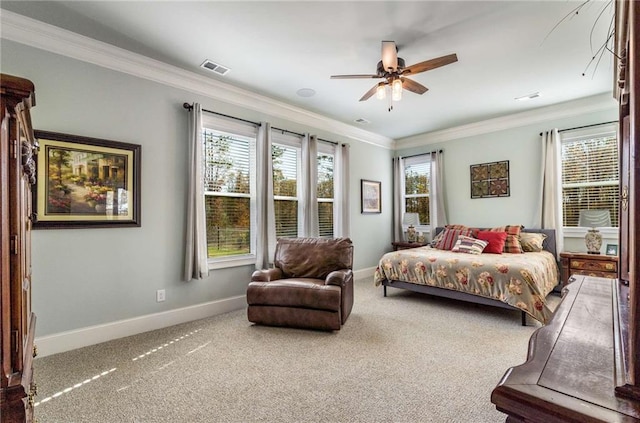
451;235;488;255
434;228;474;250
490;225;523;253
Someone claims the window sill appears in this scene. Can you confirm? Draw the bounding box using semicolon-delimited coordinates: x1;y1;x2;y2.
563;227;619;238
208;255;256;270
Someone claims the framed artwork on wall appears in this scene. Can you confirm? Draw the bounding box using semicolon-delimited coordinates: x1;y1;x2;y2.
33;130;141;229
361;179;381;214
470;160;510;199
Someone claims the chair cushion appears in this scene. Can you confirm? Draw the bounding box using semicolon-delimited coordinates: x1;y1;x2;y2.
274;237;353;279
246;279;341;311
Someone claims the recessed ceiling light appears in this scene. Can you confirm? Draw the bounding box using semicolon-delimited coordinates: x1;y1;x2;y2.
200;59;231;76
296;88;316;97
515;92;541;101
354;118;370;124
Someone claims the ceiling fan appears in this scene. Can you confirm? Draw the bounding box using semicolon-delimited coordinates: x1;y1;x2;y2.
330;41;458;111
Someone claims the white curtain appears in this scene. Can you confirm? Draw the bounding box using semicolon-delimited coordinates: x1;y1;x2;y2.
392;156;404;242
301;134;319;237
538;129;564;256
334;143;350;237
430;150;448;236
255;122;276;269
184;103;209;281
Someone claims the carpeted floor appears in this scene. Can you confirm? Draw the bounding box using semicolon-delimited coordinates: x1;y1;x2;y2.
33;277;559;423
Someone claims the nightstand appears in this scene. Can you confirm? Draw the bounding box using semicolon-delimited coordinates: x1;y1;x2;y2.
392;241;426;251
559;252;618;286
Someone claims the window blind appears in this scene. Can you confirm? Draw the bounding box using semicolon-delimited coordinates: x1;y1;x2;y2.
318;153;334;237
403;158;431;225
561;135;619;227
273;143;299;238
203;129;253;257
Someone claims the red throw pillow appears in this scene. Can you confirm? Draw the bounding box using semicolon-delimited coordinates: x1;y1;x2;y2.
476;231;507;254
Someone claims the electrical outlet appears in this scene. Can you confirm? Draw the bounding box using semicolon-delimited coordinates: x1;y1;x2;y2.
156;289;166;302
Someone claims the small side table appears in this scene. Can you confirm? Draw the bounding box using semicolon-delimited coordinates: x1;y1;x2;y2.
559;252;618;286
392;241;426;251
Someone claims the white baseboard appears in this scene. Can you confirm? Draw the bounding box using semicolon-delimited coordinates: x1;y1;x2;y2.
35;295;246;358
36;267;375;357
353;266;376;281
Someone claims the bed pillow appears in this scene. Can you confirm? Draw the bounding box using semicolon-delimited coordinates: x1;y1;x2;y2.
489;225;524;253
434;228;474;250
451;235;488;255
476;231;508;254
520;232;547;252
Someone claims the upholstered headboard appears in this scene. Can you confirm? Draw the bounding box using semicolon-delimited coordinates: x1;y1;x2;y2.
434;227;557;258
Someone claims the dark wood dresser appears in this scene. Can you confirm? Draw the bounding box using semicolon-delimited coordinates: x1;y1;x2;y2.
492;1;640;420
560;252;618;286
1;74;38;422
491;275;640;422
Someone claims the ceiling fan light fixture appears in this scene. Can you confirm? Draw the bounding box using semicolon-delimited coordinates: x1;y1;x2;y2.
392;79;402;101
376;83;386;100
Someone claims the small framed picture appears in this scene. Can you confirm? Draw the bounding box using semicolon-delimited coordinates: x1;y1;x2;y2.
361;179;381;214
606;244;618;256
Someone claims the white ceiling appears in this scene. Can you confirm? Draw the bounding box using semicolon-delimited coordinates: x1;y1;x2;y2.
1;1;615;141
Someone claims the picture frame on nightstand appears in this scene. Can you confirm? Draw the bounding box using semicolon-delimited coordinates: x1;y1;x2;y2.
606;244;618;256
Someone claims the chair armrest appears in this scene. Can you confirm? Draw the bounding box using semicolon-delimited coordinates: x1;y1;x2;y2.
325;269;353;287
251;268;283;282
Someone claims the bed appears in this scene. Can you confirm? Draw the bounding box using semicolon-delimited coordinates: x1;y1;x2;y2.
373;228;560;325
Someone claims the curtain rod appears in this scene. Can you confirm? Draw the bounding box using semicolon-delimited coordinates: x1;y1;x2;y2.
183;102;339;146
538;120;618;137
398;150;443;159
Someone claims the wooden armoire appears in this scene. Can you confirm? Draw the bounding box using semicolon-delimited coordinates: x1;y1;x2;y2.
0;75;38;422
491;1;640;421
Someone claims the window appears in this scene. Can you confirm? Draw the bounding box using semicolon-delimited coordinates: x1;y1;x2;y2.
317;151;334;237
561;125;618;227
202;116;257;261
403;156;431;226
272;143;300;238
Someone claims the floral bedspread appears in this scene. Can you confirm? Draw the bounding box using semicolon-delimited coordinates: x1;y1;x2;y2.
373;247;559;324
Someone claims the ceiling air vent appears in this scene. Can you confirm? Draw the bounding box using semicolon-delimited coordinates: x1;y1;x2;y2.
200;60;231;76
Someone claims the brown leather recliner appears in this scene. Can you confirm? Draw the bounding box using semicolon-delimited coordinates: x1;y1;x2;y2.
247;237;354;331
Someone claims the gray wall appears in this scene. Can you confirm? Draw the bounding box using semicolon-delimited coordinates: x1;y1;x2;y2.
396;105;619;249
1;40;393;337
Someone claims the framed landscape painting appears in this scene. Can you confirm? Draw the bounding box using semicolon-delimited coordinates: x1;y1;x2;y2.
361;179;381;214
33;131;141;229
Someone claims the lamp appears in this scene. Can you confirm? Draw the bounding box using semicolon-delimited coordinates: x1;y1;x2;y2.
578;209;611;228
403;212;420;242
578;209;610;254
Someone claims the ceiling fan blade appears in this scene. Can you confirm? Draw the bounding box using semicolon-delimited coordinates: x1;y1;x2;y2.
401;77;429;95
330;74;381;79
403;53;458;75
381;41;398;72
359;83;380;101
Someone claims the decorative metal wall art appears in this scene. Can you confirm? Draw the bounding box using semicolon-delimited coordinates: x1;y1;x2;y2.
470;160;510;199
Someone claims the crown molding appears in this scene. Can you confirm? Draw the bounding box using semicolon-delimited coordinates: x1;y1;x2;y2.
0;10;394;149
396;92;617;148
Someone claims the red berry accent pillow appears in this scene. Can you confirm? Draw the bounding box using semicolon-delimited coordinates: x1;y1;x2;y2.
476;231;508;254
